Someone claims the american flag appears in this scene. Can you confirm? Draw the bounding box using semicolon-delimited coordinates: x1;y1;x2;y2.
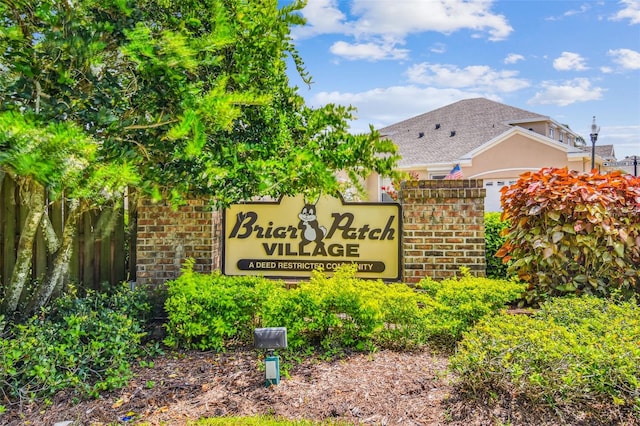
444;164;463;179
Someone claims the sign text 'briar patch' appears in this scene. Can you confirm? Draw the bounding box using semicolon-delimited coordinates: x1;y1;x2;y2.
223;195;401;280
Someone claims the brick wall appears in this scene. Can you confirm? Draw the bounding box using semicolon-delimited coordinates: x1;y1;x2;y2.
135;180;485;286
136;198;222;287
400;179;486;284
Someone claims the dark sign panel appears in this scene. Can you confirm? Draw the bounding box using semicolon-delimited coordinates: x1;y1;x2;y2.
223;195;401;280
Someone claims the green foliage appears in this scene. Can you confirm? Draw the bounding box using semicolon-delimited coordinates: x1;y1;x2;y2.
164;264;524;354
163;260;285;351
0;0;400;207
0;0;400;318
416;269;525;348
260;266;422;353
497;168;640;305
484;212;511;279
0;284;151;403
451;296;640;414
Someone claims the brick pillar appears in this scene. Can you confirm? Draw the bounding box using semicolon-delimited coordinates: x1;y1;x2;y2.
135;198;222;287
400;179;486;284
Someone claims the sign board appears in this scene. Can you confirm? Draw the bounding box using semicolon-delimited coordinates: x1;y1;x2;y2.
223;195;401;280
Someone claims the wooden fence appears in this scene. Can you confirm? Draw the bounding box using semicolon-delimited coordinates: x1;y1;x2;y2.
0;175;133;292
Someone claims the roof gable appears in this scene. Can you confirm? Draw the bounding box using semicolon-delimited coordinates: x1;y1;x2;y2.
464;127;579;161
379;97;553;166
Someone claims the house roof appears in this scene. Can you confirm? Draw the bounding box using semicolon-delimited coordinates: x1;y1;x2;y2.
593;144;616;161
378;98;552;167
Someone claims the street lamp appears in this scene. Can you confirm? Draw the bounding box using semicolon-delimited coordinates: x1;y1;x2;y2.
629;155;639;177
590;116;600;171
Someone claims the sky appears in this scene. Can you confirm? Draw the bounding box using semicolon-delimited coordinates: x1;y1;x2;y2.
283;0;640;160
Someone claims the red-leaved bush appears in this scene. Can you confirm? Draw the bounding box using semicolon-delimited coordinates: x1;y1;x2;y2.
496;167;640;305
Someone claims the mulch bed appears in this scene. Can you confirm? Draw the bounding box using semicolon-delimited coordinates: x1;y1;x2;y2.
3;349;638;425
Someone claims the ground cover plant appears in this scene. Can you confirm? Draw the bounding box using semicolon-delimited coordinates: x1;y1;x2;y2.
0;284;153;410
451;295;640;422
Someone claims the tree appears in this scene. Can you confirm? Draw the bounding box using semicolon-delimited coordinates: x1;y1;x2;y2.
0;0;400;319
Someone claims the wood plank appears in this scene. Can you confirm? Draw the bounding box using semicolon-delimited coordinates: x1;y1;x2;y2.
99;208;111;286
2;177;17;287
127;189;138;283
69;201;81;286
112;203;126;285
81;211;93;288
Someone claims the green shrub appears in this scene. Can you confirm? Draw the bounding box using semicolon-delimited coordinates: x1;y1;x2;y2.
163;259;285;350
484;212;511;279
260;265;432;352
417;269;525;347
165;264;524;354
498;168;640;305
0;284;150;403
261;266;525;352
261;265;385;352
451;296;640;413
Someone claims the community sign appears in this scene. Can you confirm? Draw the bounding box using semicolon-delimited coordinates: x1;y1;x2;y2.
223;195;401;280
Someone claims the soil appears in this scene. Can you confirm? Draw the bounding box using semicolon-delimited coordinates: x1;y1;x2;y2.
3;348;639;426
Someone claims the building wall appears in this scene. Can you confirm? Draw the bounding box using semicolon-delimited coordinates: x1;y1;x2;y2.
136;198;221;287
467;133;570;179
400;179;486;283
135;180;486;286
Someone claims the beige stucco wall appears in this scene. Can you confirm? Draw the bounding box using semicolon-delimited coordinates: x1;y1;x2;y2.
465;133;572;179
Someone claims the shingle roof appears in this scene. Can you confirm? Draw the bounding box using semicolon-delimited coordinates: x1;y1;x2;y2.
378;98;549;167
594;144;616;160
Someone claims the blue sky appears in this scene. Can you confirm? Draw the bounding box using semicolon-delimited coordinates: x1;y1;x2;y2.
284;0;640;160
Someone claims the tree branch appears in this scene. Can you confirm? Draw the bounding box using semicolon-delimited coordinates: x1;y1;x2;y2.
123;119;178;130
39;211;61;253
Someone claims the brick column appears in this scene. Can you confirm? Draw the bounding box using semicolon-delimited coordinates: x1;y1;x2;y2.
400;179;486;284
135;199;222;287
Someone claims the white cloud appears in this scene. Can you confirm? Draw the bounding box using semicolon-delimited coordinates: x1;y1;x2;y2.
545;3;590;21
330;40;409;61
563;3;591;17
430;43;447;54
293;0;513;61
553;52;588;71
291;0;348;38
406;63;530;93
348;0;512;41
311;86;494;132
610;0;640;24
528;78;605;106
608;48;640;70
504;53;524;64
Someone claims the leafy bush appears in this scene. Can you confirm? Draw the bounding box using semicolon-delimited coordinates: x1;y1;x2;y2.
260;265;433;352
0;284;151;403
416;269;525;347
497;168;640;305
163;259;284;350
451;296;640;415
484;212;511;279
164;264;524;354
